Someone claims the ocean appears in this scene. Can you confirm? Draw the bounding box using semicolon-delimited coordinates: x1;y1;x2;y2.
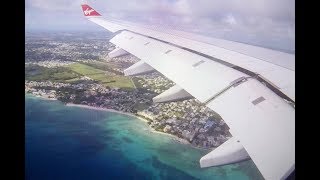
25;94;263;180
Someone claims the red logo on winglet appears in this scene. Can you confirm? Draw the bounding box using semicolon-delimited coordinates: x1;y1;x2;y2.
81;4;101;16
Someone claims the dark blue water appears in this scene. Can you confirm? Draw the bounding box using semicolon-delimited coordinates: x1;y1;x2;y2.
25;94;263;180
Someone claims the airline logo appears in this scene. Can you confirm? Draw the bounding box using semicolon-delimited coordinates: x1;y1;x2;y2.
84;8;94;15
81;4;101;16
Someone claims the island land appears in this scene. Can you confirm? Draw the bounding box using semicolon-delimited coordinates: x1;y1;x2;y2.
25;31;232;150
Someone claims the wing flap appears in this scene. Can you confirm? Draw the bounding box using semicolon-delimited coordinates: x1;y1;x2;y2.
207;78;295;180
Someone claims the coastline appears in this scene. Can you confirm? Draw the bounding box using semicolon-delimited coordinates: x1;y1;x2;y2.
66;103;192;146
26;93;208;150
30;94;57;101
66;103;138;119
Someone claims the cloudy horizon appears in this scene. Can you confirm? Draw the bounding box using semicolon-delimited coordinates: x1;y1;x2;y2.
26;0;295;53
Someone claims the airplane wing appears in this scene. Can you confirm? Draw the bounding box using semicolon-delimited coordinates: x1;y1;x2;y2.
80;4;295;180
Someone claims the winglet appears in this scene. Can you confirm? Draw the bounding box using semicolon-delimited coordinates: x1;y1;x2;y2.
81;4;101;17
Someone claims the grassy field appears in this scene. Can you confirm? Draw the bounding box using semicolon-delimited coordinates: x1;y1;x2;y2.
82;61;122;75
25;64;80;82
25;62;135;89
67;63;135;89
68;63;105;75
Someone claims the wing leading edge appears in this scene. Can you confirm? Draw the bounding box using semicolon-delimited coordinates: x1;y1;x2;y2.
81;4;295;102
80;3;295;180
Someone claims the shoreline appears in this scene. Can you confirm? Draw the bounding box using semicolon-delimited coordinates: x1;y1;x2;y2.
29;94;58;101
66;103;138;119
66;103;193;146
27;93;209;151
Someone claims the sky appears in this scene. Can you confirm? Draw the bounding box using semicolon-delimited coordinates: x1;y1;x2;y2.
25;0;295;52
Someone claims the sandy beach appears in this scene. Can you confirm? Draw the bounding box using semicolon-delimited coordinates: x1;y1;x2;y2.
66;103;138;119
33;95;57;101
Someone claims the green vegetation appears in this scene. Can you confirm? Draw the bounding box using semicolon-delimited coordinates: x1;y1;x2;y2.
68;63;105;75
65;78;84;83
173;111;184;119
82;61;122;75
67;63;134;89
155;124;165;132
133;102;151;111
131;77;144;89
25;64;80;82
56;86;86;103
25;62;135;89
132;77;155;93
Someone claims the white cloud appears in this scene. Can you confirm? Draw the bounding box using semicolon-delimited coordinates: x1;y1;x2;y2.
26;0;295;51
223;14;237;25
27;0;83;12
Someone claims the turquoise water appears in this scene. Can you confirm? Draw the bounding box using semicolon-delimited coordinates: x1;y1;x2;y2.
25;94;263;180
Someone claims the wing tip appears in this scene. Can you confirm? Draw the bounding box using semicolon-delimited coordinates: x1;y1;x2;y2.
81;4;101;17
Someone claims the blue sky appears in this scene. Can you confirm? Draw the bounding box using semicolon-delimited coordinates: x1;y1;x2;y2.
26;0;295;52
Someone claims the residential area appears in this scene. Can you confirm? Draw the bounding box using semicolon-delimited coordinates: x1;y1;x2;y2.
25;32;231;149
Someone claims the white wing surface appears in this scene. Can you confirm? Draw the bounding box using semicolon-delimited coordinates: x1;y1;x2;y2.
80;4;295;180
